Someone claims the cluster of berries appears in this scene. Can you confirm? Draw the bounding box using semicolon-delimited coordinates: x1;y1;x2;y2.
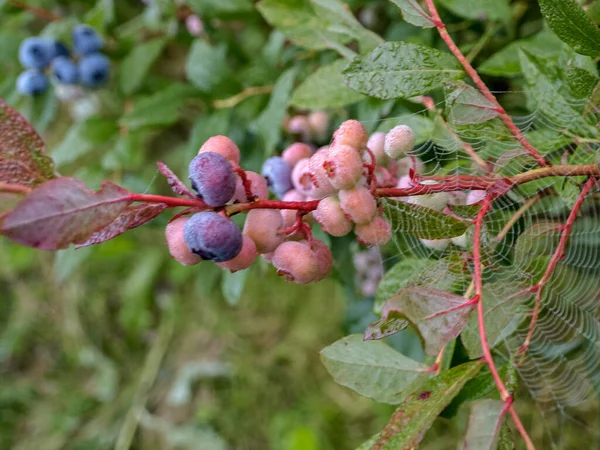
17;25;109;96
284;111;330;143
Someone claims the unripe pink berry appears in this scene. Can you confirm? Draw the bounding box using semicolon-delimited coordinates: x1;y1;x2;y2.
466;190;486;205
243;209;283;253
198;135;240;165
311;239;333;282
308;111;329;140
395;155;424;177
339;186;377;225
272;240;318;284
448;191;467;206
326;144;364;190
165;217;202;266
385;125;416;159
262;251;274;263
308;148;337;199
282;142;312;167
355;216;392;247
217;235;258;272
234;171;269;202
393;175;413;201
313;195;353;237
420;238;450;251
367;132;387;165
186;14;204;36
281;189;307;228
287;115;311;138
408;180;449;211
333;120;368;151
291;158;314;196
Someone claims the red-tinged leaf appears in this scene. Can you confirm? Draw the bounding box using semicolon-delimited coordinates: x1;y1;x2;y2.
384;286;476;356
0;98;58;187
157;161;195;198
76;203;167;248
0;177;133;250
364;311;409;340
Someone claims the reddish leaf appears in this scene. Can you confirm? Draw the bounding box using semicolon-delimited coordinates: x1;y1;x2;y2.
157;161;195;198
0;98;58;187
0;177;132;250
364;311;409;341
383;286;476;356
77;203;167;248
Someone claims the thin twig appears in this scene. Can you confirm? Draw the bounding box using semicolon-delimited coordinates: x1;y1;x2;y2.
213;86;274;109
0;182;32;195
8;0;62;21
494;194;541;241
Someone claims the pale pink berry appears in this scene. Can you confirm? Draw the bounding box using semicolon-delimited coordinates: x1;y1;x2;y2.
395;155;424;177
332;120;368;151
282;142;312;167
466;190;486;205
311;239;333;282
420;238;450;251
186;14;204;36
272;241;318;284
291;158;314;196
385;125;416;159
393;175;413;201
281;189;306;228
313;196;353;237
287;115;311;138
355;216;392;247
243;209;283;253
234;171;269;202
308;111;329;139
339;186;377;225
262;251;274;263
217;235;258;272
198;135;240;165
165;217;202;266
366;132;387;165
408;180;449;211
308;148;337;199
448;191;467;206
326;144;364;190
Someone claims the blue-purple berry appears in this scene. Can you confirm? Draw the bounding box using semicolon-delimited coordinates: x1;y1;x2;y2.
72;24;103;56
184;212;243;262
79;53;110;87
188;152;236;207
261;156;292;199
50;39;70;59
51;56;79;85
16;70;49;96
19;37;53;69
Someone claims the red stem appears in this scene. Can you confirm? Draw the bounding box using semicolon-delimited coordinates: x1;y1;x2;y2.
8;0;62;21
0;182;32;195
234;167;255;201
519;177;596;354
423;0;548;168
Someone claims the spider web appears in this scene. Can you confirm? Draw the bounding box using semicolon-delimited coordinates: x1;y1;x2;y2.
355;88;600;446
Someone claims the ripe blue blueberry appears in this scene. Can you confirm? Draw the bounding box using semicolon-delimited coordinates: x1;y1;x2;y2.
51;56;79;85
16;70;49;96
261;156;292;198
78;53;110;87
188;152;236;207
184;212;243;262
72;24;103;56
50;39;70;59
18;37;53;69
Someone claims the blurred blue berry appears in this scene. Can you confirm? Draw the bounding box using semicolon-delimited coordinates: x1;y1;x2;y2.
19;37;53;69
50;39;70;59
261;156;292;198
17;70;49;96
51;56;79;84
184;212;243;262
79;53;110;87
188;152;236;207
72;24;103;55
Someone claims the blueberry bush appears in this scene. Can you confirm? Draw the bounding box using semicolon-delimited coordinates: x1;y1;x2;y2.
2;0;600;449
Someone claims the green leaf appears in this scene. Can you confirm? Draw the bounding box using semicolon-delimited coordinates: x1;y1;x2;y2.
52;118;119;167
461;282;532;359
364;311;409;341
389;0;435;28
375;114;433;145
567;65;599;99
119;38;166;95
519;48;597;138
478;30;564;78
310;0;382;53
445;81;500;125
291;59;365;109
0;98;58;187
320;334;432;404
360;361;483;449
252;67;297;157
538;0;600;57
342;42;464;100
463;400;506;450
437;0;511;22
221;269;248;306
185;0;252;15
186;40;235;94
380;286;476;356
120;84;199;130
384;200;471;239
